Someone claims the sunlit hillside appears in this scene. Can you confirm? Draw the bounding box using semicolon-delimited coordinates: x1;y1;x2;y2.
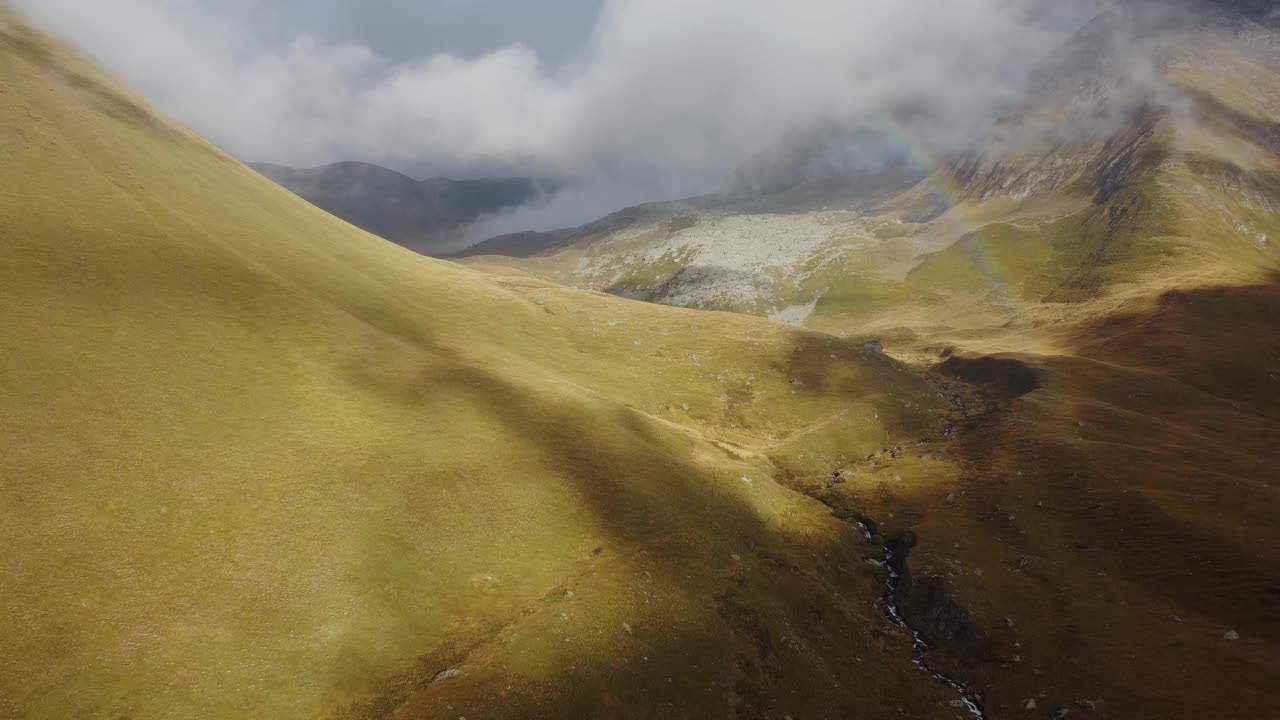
463;6;1280;344
0;14;990;720
5;2;1280;718
456;5;1280;718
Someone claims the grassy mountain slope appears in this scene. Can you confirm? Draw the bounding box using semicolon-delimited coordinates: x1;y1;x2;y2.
815;15;1280;714
0;15;983;720
462;6;1280;331
456;6;1280;718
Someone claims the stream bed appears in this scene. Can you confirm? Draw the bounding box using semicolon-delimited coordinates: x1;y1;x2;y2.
855;518;988;719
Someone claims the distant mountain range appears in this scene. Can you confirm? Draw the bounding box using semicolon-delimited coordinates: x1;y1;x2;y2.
251;161;553;255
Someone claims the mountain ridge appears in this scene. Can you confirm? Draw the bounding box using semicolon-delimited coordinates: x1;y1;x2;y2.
451;5;1280;715
251;160;553;255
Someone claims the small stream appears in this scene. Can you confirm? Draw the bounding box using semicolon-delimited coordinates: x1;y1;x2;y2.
853;518;988;720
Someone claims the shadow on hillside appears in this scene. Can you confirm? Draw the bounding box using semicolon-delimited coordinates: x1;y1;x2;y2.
849;274;1280;709
778;331;950;440
328;273;1280;717
332;335;945;718
934;354;1046;402
1058;275;1280;634
1184;85;1280;156
1066;270;1280;417
1022;274;1280;642
808;298;1280;716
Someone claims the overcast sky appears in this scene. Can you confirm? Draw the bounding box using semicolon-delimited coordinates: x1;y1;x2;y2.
16;0;1103;235
206;0;605;66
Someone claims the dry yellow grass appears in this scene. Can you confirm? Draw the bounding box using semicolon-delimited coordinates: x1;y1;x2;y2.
7;9;1279;719
0;15;970;719
444;16;1280;720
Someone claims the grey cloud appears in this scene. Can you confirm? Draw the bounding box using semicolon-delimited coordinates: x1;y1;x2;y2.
208;0;603;65
15;0;1103;236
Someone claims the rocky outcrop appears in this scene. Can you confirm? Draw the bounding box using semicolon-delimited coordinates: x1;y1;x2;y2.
886;532;990;664
935;355;1046;401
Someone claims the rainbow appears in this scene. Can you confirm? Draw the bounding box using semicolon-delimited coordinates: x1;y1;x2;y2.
869;113;1020;304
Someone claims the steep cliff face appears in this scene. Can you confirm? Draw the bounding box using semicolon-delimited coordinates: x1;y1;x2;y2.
886;532;989;663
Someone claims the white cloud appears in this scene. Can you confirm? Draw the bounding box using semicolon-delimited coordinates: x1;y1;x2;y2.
15;0;1103;234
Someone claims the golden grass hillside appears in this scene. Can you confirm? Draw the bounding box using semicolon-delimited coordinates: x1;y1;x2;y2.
0;16;976;720
446;13;1280;719
793;27;1280;717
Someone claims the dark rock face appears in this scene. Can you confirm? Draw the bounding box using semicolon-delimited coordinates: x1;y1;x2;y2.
934;355;1046;401
899;572;987;660
886;533;989;663
251;161;549;255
